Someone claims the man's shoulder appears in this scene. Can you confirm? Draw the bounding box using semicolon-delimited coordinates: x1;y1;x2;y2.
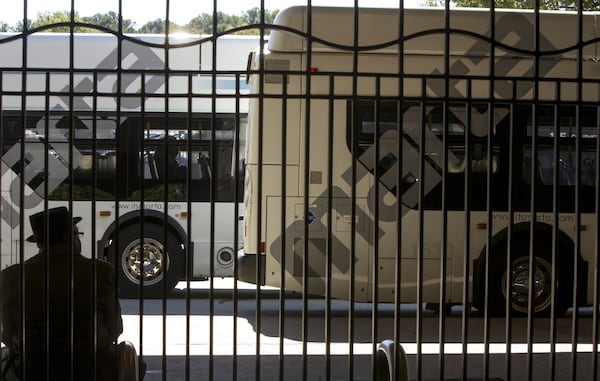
0;263;21;278
75;256;115;271
0;264;23;292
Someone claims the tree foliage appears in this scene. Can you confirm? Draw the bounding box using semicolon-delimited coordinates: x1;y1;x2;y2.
0;7;279;34
4;11;136;32
83;11;137;33
137;19;183;34
185;8;279;35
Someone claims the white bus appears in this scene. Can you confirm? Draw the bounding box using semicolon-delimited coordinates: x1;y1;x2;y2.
0;32;258;298
238;6;600;316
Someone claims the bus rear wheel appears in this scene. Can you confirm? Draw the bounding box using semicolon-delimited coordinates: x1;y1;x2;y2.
109;223;184;299
488;236;572;317
501;255;553;315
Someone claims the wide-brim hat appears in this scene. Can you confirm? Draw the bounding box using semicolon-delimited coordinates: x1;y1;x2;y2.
26;207;82;243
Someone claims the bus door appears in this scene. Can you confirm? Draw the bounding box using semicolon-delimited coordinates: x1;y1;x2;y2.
352;100;460;303
262;98;373;301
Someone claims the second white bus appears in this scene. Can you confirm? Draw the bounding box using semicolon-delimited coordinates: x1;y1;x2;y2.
1;32;258;298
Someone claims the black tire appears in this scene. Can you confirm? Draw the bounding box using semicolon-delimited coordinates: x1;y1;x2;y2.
487;235;572;317
108;223;184;299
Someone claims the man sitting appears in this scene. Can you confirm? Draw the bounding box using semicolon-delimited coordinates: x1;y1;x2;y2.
0;207;124;380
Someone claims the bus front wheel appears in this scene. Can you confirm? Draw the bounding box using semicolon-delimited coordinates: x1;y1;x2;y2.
109;223;184;299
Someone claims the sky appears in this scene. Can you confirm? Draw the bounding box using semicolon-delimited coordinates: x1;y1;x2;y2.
3;0;423;27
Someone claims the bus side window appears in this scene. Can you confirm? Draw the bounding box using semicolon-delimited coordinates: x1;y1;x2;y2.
522;148;596;187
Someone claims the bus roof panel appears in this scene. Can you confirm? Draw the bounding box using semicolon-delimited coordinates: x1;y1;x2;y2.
268;6;600;60
0;33;259;71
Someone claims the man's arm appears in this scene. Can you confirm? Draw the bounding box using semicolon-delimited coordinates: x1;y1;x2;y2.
96;261;123;341
0;267;20;347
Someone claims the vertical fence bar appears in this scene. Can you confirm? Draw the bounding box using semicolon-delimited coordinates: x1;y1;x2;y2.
439;4;451;378
482;57;493;381
209;17;217;381
394;5;405;381
371;79;381;381
417;83;426;381
254;2;266;380
461;82;473;381
183;43;195;381
161;28;170;381
527;5;542;379
278;74;288;381
18;14;27;381
571;4;585;380
325;74;335;381
571;106;582;380
179;32;190;381
550;96;560;381
43;71;51;381
348;4;357;380
505;98;516;381
67;10;76;380
184;71;192;381
233;71;242;381
526;102;537;381
593;106;600;381
489;7;498;381
138;70;147;381
302;4;314;381
114;5;126;380
506;87;519;381
91;70;100;381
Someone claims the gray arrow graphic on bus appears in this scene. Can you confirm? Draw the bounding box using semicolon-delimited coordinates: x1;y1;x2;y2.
0;41;152;226
0;39;165;228
97;42;169;110
430;13;561;101
49;42;168;112
341;106;462;218
1;119;82;227
269;186;379;288
53;77;97;112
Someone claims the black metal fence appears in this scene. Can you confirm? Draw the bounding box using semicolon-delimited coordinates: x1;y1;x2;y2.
0;2;599;380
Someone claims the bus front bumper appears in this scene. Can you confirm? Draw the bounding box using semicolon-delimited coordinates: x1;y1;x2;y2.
236;249;266;286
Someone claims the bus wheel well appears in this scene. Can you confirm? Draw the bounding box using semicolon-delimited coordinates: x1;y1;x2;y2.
101;212;187;256
102;213;187;299
473;222;579;317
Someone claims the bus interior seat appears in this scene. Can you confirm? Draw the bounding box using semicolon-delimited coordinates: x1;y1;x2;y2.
78;154;93;171
448;155;498;174
192;156;211;180
75;153;115;177
97;152;117;176
522;155;546;185
74;154;93;176
471;157;497;173
146;153;160;181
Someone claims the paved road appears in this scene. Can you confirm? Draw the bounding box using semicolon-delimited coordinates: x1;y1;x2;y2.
118;280;599;380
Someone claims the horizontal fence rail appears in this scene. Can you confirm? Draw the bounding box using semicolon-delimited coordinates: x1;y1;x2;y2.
0;2;599;381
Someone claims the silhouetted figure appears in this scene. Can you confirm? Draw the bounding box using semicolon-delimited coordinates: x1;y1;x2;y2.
0;207;123;380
